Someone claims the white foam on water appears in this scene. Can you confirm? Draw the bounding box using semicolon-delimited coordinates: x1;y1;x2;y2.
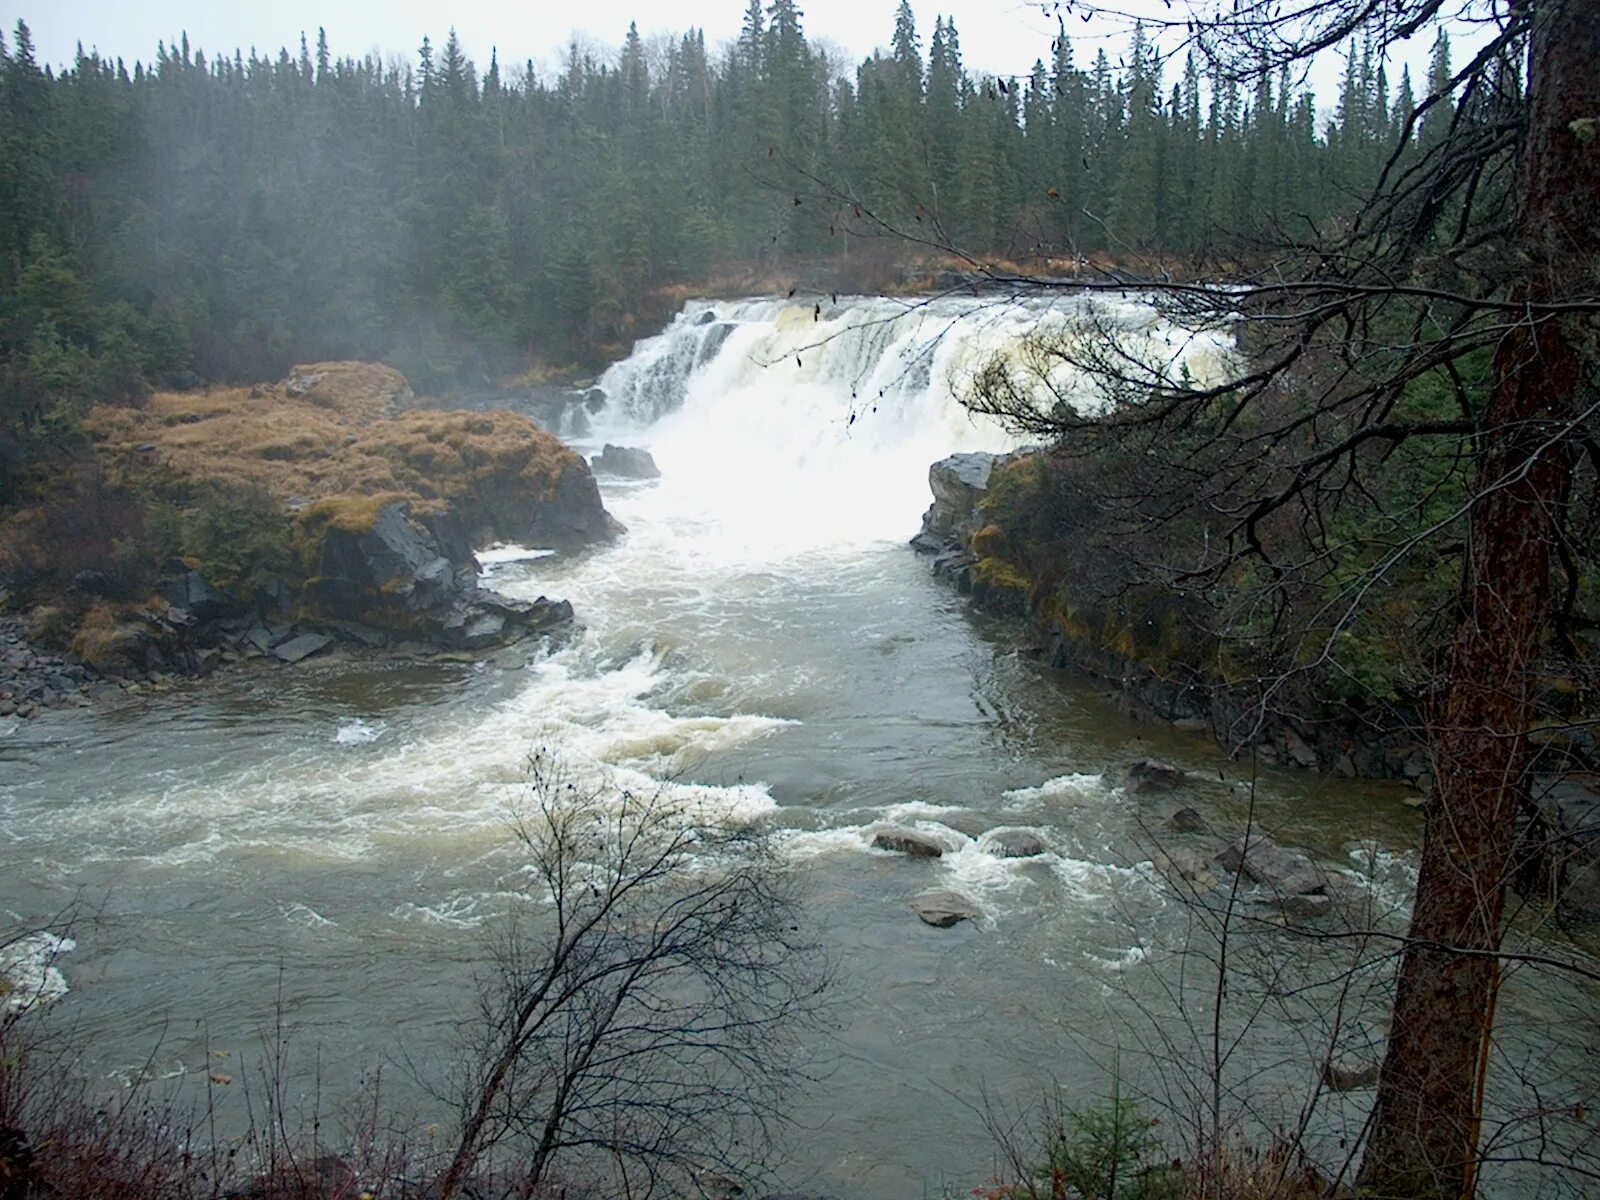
476;544;558;566
879;800;973;823
284;902;337;929
777;826;880;862
1002;773;1108;806
1;931;75;1013
333;719;383;746
1340;840;1420;920
943;839;1051;897
1053;856;1165;906
1086;944;1150;973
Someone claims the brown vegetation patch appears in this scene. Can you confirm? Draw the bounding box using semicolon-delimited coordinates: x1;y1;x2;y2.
85;368;581;512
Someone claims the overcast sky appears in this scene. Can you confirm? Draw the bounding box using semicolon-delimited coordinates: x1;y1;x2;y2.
9;0;1453;105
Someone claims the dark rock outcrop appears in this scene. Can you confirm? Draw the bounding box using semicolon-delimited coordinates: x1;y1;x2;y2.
509;463;626;553
591;444;661;479
305;501;574;651
872;828;945;858
1520;774;1600;922
910;891;981;928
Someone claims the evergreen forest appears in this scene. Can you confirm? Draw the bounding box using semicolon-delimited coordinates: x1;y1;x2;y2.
1;0;1455;435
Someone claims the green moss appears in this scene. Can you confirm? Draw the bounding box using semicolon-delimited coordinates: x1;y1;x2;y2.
973;556;1031;591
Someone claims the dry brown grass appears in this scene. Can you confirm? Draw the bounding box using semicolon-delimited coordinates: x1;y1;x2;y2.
286;361;412;423
67;601;149;667
85;366;582;516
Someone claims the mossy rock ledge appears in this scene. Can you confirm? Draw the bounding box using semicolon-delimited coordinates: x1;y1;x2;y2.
51;361;622;669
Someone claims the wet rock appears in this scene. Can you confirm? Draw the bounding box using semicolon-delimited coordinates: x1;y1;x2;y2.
1172;715;1208;733
983;828;1047;858
513;461;626;552
1283;728;1319;770
1124;758;1185;793
872;828;944;858
161;569;236;622
1166;806;1210;834
1216;834;1326;900
271;633;334;664
918;452;997;543
591;444;661;480
910;890;980;928
317;619;388;648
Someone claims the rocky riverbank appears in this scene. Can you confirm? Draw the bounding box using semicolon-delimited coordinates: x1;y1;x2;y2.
913;449;1600;922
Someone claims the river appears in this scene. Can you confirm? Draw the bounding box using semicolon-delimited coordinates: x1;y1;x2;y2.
3;294;1593;1197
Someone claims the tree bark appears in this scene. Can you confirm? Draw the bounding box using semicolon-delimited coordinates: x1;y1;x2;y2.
1358;2;1599;1195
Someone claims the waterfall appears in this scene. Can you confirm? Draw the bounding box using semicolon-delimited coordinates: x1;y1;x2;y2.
586;292;1236;555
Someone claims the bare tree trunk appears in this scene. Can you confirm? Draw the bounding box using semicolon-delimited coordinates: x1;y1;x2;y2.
1359;3;1599;1195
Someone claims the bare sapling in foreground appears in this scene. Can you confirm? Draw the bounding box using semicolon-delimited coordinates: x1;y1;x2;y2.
439;750;829;1200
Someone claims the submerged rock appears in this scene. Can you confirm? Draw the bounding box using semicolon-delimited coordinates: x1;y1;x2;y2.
872;828;944;858
1323;1056;1380;1092
1152;845;1220;892
1123;758;1186;793
910;890;980;928
591;444;661;479
1165;806;1210;834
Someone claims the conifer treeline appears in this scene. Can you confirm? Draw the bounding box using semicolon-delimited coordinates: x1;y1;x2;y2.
0;0;1450;409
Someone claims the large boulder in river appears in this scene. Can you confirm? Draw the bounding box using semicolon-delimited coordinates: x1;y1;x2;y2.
1216;834;1327;903
591;444;661;480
